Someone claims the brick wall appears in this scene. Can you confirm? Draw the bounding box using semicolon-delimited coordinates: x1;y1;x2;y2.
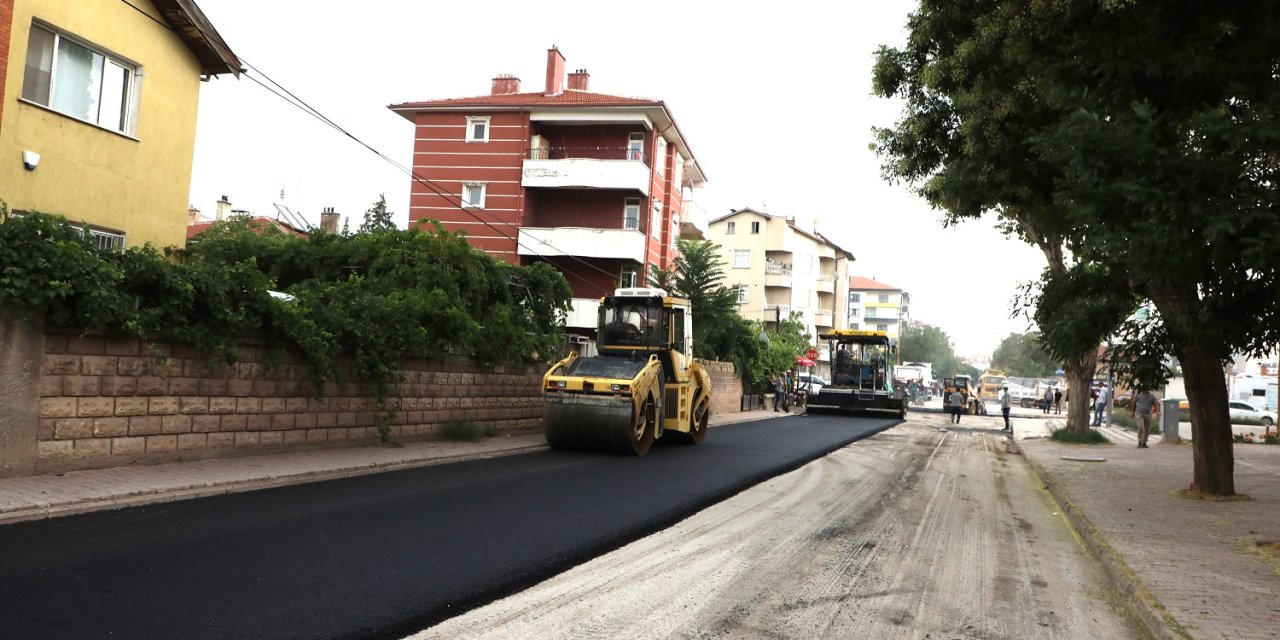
31;332;544;475
699;359;744;416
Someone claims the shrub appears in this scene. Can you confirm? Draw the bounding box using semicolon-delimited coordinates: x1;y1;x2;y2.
1051;428;1110;444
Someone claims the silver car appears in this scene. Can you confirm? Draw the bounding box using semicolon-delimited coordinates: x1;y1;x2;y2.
797;373;827;396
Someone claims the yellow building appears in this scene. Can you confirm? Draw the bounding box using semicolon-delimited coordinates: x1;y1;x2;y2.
707;207;856;363
0;0;239;249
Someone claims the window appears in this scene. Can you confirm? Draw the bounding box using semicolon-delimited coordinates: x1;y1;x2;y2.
465;116;490;142
751;221;760;234
628;132;644;160
736;285;748;304
850;323;860;330
655;138;667;175
726;221;736;235
653;202;662;233
89;229;125;251
850;308;860;318
619;265;637;289
623;198;641;230
878;293;889;303
850;293;861;303
877;323;889;332
21;23;139;135
733;250;750;269
462;183;486;208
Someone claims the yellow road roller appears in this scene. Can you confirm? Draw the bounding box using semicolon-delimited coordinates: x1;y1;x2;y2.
542;287;712;455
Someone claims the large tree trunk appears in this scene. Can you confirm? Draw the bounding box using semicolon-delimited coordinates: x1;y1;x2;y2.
1179;342;1235;495
1147;282;1235;496
1062;353;1098;435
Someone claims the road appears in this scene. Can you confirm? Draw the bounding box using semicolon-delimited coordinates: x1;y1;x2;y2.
0;414;894;640
411;412;1149;640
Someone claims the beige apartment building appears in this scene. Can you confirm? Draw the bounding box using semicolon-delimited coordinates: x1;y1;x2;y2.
847;276;911;341
707;208;855;363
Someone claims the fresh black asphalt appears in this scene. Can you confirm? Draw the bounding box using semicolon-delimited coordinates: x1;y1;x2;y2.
0;413;897;640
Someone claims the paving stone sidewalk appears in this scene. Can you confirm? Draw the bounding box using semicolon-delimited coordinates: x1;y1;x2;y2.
0;408;787;525
1015;419;1280;640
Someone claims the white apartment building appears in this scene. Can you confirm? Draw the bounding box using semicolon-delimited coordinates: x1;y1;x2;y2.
847;276;910;341
707;208;855;363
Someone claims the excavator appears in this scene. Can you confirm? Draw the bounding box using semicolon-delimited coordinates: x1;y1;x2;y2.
542;287;713;455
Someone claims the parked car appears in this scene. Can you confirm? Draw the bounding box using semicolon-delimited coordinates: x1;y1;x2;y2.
1229;402;1276;427
798;373;828;396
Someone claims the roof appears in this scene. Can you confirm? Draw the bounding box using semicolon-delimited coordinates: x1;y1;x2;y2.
186;217;307;240
707;207;771;225
849;276;902;292
152;0;241;76
709;208;855;260
389;90;660;110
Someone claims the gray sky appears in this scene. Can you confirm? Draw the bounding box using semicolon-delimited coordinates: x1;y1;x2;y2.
188;0;1048;358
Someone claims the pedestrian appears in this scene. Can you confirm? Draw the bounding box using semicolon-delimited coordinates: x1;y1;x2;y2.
1042;387;1053;414
948;388;965;424
999;385;1012;432
1092;383;1111;426
1053;388;1063;414
907;379;919;406
772;374;786;412
1132;388;1160;448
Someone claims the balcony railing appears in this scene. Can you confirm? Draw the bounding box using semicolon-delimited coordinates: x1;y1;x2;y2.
528;146;649;166
765;262;792;276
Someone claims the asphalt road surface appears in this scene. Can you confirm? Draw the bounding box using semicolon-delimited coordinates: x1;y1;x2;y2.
0;414;894;640
412;413;1149;640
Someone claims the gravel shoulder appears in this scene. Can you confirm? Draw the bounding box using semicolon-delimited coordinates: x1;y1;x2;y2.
410;413;1149;639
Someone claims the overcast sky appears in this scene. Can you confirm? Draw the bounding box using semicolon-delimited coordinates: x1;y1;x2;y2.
188;0;1048;358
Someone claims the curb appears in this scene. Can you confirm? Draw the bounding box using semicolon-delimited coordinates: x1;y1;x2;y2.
1009;436;1191;640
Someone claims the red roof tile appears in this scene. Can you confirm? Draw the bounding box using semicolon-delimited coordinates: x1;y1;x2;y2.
849;276;902;291
390;90;661;110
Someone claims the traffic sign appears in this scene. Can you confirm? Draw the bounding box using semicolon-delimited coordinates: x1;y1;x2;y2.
805;348;819;360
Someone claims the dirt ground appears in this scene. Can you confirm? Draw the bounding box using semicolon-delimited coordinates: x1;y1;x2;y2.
409;413;1150;640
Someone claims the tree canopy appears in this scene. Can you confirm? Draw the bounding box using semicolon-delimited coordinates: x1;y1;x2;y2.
874;0;1280;495
990;332;1058;379
357;194;396;233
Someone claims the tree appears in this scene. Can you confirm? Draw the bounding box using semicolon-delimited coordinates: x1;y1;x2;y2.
899;323;960;376
358;194;396;233
875;1;1280;495
990;332;1058;379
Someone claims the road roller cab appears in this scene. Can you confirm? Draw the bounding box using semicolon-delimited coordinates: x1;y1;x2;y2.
543;288;713;455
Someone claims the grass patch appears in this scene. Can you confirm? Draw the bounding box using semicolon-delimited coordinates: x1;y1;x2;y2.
1050;427;1111;444
440;419;495;442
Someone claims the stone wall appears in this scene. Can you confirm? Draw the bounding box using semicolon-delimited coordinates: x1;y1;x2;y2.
699;359;744;416
0;314;751;478
30;332;544;476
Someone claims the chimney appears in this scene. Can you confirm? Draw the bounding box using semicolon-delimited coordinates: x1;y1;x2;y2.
545;45;566;96
320;207;340;234
187;206;201;225
491;74;521;95
215;195;231;221
567;68;590;91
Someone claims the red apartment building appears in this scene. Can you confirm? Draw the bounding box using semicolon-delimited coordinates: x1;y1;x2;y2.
389;46;706;334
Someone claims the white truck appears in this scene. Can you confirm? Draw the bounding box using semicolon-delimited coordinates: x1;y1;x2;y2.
894;362;934;400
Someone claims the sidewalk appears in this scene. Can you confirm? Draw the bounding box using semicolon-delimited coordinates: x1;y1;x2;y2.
1014;418;1280;640
0;407;788;526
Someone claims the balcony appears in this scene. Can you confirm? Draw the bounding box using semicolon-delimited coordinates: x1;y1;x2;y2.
815;276;835;294
764;261;792;288
815;310;834;327
522;147;650;194
517;227;646;262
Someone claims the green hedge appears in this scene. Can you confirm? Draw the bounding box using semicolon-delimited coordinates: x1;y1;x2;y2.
0;209;571;409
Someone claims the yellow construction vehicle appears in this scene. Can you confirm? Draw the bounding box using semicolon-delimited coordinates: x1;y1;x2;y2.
542;287;713;455
807;329;906;419
977;369;1008;402
943;375;986;415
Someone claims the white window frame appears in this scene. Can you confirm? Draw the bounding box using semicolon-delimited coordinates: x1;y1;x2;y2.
733;249;750;269
465;116;491;142
462;183;487;208
850;293;861;303
850;308;860;318
652;202;662;234
751;221;761;234
21;22;141;136
877;323;889;332
627;132;644;160
736;284;749;304
878;293;890;303
623;198;641;230
655;138;667;175
619;265;638;289
726;221;736;235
